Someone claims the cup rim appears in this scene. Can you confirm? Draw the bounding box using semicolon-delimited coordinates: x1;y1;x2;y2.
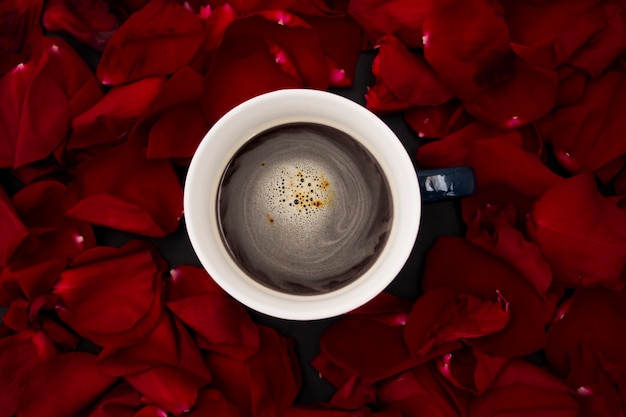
184;89;420;320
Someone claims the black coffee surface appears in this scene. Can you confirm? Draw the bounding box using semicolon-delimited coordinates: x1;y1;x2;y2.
217;123;392;295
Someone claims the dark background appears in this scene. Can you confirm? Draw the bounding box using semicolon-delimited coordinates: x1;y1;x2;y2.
0;50;465;405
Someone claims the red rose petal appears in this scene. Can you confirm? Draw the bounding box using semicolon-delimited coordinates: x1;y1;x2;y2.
0;330;58;417
404;100;470;139
416;122;520;169
97;311;179;377
146;104;209;159
463;58;558;128
0;187;28;267
469;360;579;417
546;288;626;378
328;375;376;410
527;175;626;290
422;237;546;357
201;35;301;124
0;0;44;76
187;4;237;75
501;0;607;69
167;293;260;360
378;363;471;417
366;35;453;114
404;288;510;357
348;0;430;47
69;76;166;150
64;139;183;237
225;0;334;16
466;204;553;299
568;2;626;78
165;265;222;302
97;0;205;85
548;70;626;181
42;0;118;51
188;389;239;417
555;66;588;108
0;260;65;306
0;43;71;169
226;14;329;90
436;347;510;395
301;14;361;87
423;0;513;101
53;241;164;347
86;383;142;417
18;352;118;417
206;325;300;417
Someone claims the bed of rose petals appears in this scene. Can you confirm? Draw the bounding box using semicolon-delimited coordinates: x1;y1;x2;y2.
1;0;626;416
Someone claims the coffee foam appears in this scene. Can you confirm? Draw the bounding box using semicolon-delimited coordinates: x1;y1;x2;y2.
218;123;392;294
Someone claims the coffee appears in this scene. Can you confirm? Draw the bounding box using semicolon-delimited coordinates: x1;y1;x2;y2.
217;122;393;295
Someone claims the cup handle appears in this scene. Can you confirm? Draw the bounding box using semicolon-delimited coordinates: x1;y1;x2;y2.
417;167;476;203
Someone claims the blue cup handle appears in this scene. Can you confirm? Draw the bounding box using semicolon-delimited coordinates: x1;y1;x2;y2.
417;167;476;203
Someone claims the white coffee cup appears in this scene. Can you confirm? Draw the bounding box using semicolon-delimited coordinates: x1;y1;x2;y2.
185;89;472;320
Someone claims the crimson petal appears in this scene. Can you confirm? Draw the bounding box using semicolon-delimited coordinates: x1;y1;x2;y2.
423;0;513;101
422;237;546;357
18;352;118;417
53;241;164;347
527;175;626;290
64;139;183;237
548;70;626;182
201;35;301;124
0;187;27;268
404;100;469;139
86;383;142;417
347;0;431;47
469;360;579;417
463;58;558;128
436;347;510;395
97;0;205;85
42;0;118;51
0;330;58;417
366;35;452;114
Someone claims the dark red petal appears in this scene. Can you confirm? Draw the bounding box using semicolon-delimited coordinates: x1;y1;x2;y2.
64;140;183;237
42;0;118;51
223;14;329;90
548;70;626;181
146;104;209;159
300;14;361;87
378;363;471;417
53;241;163;347
423;0;513;101
188;389;239;417
201;35;301;124
0;187;28;267
86;383;142;417
347;291;412;326
97;0;205;85
416;122;519;169
404;100;470;139
165;265;222;302
366;35;453;114
11;45;71;168
225;0;334;16
436;347;510;395
466;204;553;299
187;4;237;75
167;293;260;360
568;2;626;78
527;175;626;290
1;259;65;304
463;58;558;128
0;330;58;417
423;237;546;357
246;325;301;416
69;76;166;150
348;0;430;47
1;298;30;332
404;288;509;357
555;66;588;108
205;352;253;413
546;288;626;378
327;375;376;410
469;360;579;417
502;0;608;69
18;352;117;417
97;311;179;377
0;0;44;76
125;366;205;414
